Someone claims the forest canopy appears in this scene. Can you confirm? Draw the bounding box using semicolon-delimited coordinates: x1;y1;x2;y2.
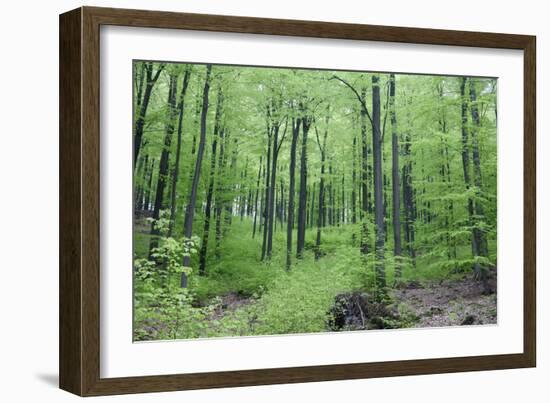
132;61;497;341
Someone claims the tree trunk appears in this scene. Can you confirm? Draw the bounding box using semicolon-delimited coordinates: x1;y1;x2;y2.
148;73;179;260
389;74;402;280
460;77;484;283
144;158;155;211
260;114;273;261
372;74;386;294
315;115;328;260
310;182;316;229
168;67;192;236
215;128;227;259
468;79;490;291
286;118;300;269
469;79;489;257
360;87;370;255
181;64;212;287
252;156;263;238
134;62;164;166
296;114;311;258
198;86;223;275
351;135;357;225
266;122;280;259
134;153;147;211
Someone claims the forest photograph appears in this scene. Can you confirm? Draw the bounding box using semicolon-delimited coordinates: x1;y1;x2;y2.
132;60;497;342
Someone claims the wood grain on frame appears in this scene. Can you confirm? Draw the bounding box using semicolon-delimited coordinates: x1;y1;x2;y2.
59;6;536;396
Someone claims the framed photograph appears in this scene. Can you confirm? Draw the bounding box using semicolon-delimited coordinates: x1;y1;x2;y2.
59;6;536;396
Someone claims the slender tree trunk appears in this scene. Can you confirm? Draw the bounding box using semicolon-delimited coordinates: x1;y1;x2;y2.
267;123;280;259
460;77;484;283
240;159;248;221
181;64;212;287
468;79;490;291
148;73;179;259
341;171;345;224
297;114;311;258
328;161;333;226
168;67;192;236
389;74;402;280
198;87;223;275
223;136;237;231
469;80;489;257
214;128;227;259
372;75;386;294
286;118;300;269
252;156;263;238
310;182;316;230
261;116;273;261
314;116;328;260
315;158;326;259
134;153;147;210
144;159;155;211
360;87;370;255
351;136;357;225
134;62;164;166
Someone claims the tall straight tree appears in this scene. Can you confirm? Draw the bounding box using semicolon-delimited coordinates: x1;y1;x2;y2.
296;110;312;258
266;99;287;259
252;155;263;239
286;116;301;269
148;72;179;259
372;74;386;294
260;107;273;261
468;79;489;258
359;86;370;255
389;74;402;280
134;62;165;166
402;97;416;264
181;64;212;288
168;66;192;236
331;75;373;255
198;86;224;275
143;158;155;211
314;110;329;260
214;127;227;259
460;77;485;285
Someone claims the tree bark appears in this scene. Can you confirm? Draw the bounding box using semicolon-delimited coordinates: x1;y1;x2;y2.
252;156;263;238
360;87;370;255
266;120;280;259
144;158;155;211
297;113;311;258
372;75;386;294
148;72;179;259
181;64;212;287
260;111;273;261
469;79;489;257
214;128;227;259
351;135;357;225
134;62;164;167
389;74;402;280
460;77;484;283
286;118;300;269
198;86;223;275
168;67;192;236
314;115;328;260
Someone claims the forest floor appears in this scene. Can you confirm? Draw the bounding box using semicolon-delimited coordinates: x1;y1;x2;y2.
392;278;497;328
205;277;497;334
133;218;497;339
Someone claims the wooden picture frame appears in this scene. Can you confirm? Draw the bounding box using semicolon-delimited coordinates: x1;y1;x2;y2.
59;6;536;396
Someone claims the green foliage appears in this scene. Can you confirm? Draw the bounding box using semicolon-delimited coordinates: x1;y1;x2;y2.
132;61;498;341
134;231;210;340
